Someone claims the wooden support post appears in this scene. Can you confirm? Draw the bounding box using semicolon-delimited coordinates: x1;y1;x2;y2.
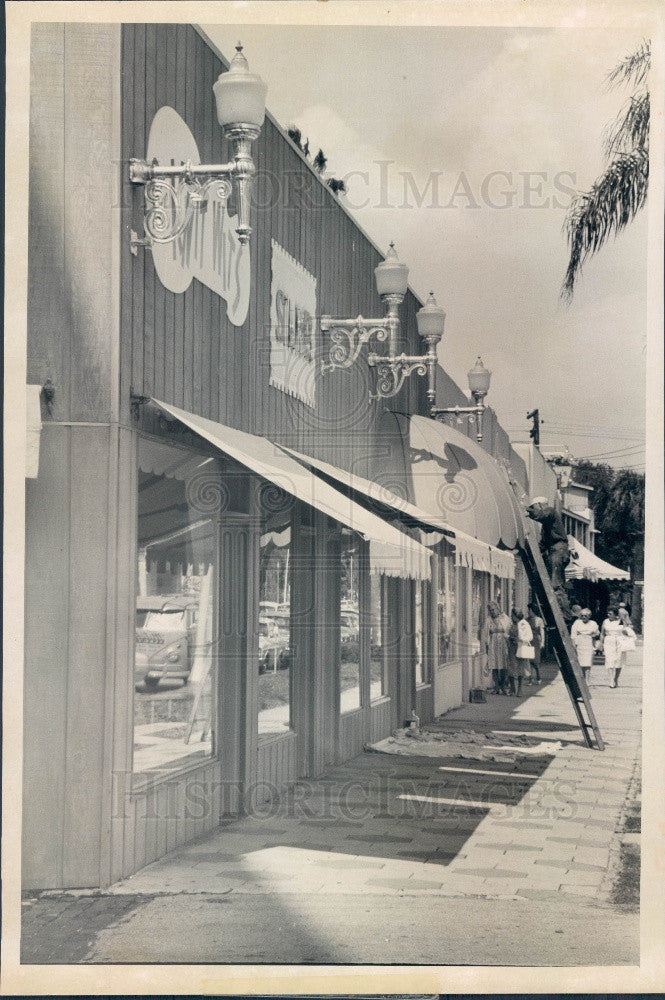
218;507;261;815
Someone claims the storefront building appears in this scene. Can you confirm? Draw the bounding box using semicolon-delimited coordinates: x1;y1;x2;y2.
25;23;531;890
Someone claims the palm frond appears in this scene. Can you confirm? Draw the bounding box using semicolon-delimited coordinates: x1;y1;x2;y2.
607;39;651;89
562;150;649;298
604;92;650;157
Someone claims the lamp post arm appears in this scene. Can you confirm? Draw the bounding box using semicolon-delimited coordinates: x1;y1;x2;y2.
430;403;485;417
130;159;237;183
431;400;487;443
367;352;429;399
320;312;399;374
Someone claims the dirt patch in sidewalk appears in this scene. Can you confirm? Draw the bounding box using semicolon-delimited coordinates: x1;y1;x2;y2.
610;841;640;911
370;727;562;762
609;771;641;912
21;892;152;963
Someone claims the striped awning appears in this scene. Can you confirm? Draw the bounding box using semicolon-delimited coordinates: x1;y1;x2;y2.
281;444;515;580
566;536;630;582
151;401;432;581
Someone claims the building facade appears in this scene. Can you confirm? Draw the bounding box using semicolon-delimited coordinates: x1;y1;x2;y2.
25;23;531;890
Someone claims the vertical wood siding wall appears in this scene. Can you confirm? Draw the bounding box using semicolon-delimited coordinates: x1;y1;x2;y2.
120;24;430;477
24;24;123;890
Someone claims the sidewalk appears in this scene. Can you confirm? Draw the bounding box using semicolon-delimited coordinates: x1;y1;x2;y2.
21;648;642;966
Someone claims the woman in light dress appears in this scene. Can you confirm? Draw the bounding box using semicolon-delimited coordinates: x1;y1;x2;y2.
600;606;633;688
527;603;545;685
486;601;511;695
506;609;533;697
570;608;599;683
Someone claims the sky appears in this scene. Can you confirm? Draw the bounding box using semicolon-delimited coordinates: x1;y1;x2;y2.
207;22;649;471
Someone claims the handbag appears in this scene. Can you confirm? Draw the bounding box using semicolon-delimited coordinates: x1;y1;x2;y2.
619;627;636;652
517;641;535;660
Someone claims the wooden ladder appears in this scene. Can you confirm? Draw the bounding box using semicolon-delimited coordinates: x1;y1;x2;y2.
518;515;604;751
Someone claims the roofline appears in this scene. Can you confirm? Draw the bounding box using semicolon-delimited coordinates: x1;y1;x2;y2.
563;506;590;523
194;25;425;310
566;480;593;491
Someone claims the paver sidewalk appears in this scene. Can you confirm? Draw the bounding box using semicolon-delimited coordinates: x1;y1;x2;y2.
21;647;642;965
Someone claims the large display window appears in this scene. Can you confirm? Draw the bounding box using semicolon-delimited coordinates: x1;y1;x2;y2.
258;505;293;739
471;570;489;658
414;583;428;684
437;553;458;661
133;437;220;782
370;573;386;701
340;529;361;713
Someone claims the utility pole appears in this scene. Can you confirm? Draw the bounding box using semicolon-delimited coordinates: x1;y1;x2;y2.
527;408;540;445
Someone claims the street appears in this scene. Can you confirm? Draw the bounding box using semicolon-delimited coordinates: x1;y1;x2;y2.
21;646;641;966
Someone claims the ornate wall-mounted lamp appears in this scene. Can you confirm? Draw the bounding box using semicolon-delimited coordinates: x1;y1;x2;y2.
320;243;409;374
320;244;492;419
431;357;492;443
321;243;446;400
129;43;267;252
368;289;446;401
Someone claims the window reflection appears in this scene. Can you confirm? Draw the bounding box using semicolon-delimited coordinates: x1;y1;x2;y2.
340;530;360;713
471;570;486;657
134;438;218;781
258;519;292;738
370;573;385;701
437;554;457;661
415;584;425;684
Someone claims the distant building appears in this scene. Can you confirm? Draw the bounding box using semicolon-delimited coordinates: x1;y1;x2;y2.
560;479;597;552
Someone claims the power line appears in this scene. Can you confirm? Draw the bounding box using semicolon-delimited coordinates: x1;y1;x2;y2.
578;445;645;460
542;420;645;441
505;425;644;437
543;420;644;432
540;430;645;441
506;423;644;442
544;424;644;435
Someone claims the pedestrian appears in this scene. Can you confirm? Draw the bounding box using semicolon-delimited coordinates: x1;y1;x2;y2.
618;605;632;628
506;609;532;696
570;607;599;683
600;606;633;688
486;600;511;695
527;602;545;684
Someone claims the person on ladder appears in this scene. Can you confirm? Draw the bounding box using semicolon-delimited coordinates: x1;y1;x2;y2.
525;497;573;621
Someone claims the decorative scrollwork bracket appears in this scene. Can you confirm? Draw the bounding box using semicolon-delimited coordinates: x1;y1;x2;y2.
367;353;428;400
320;317;392;373
130;158;235;254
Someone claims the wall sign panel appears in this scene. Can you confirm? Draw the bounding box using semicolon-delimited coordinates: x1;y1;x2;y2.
269;240;317;409
145;106;250;327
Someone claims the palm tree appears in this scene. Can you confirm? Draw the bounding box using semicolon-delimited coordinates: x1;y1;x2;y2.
562;40;650;299
600;469;645;580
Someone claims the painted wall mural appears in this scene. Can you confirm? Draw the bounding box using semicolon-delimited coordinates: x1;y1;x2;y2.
146;106;251;327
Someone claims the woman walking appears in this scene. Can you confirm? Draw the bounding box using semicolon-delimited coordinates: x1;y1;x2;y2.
600;606;632;688
486;601;511;695
527;603;545;684
571;608;599;683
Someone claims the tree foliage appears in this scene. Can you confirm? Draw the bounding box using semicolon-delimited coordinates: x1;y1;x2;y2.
562;40;650;299
287;127;344;194
313;148;328;174
327;177;347;196
573;460;644;578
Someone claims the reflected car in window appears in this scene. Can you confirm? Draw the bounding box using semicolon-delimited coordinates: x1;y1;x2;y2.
134;594;199;690
258;615;290;673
